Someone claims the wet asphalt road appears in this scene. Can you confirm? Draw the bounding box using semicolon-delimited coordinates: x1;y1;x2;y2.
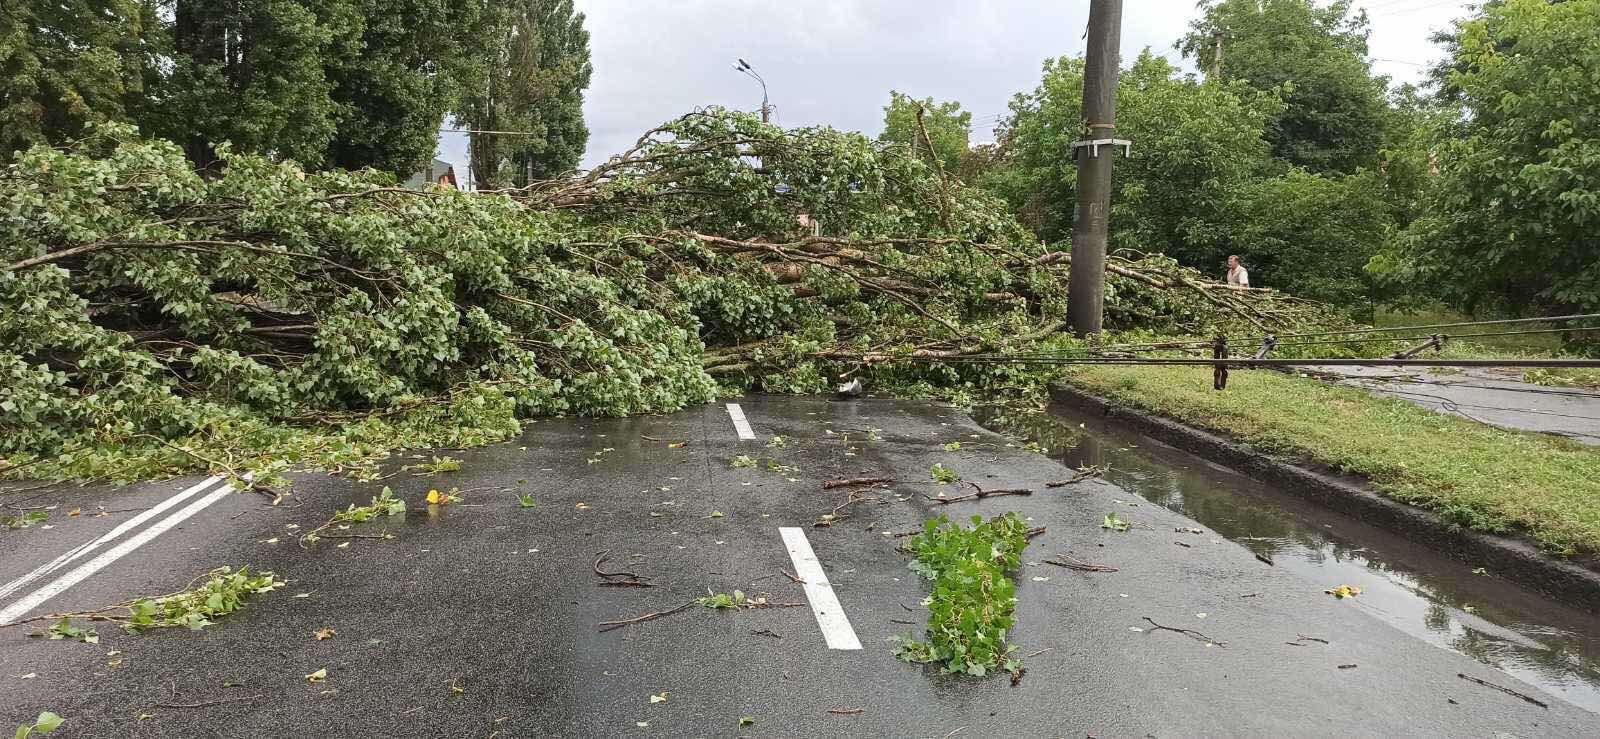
2;396;1598;737
1300;365;1600;445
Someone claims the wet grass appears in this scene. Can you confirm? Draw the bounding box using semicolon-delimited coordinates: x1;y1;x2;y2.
1066;365;1600;557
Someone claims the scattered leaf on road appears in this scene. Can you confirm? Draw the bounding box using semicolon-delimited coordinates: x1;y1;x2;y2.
1324;584;1362;599
313;628;335;641
305;668;328;683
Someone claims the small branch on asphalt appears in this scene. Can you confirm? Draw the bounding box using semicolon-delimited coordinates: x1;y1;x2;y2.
593;550;654;587
781;569;804;584
597;601;695;632
1141;616;1226;647
827;708;864;715
890;618;916;625
1024;526;1046;540
1289;634;1329;645
156;693;265;709
1457;673;1549;708
1043;554;1118;572
816;490;879;526
822;477;893;489
927;482;1033;504
1173;540;1192;548
1239;592;1262;598
1045;465;1107;487
749;629;782;639
1020;647;1056;659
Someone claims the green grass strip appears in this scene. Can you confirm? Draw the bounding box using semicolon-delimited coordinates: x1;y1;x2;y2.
1068;366;1600;556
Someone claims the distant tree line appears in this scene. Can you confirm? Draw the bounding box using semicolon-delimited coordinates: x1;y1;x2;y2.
0;0;590;184
880;0;1600;325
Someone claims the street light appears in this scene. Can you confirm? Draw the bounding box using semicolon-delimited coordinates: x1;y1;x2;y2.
733;58;771;123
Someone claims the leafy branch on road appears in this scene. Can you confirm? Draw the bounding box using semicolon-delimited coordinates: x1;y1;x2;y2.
300;487;405;546
896;513;1030;678
2;567;283;634
13;712;63;739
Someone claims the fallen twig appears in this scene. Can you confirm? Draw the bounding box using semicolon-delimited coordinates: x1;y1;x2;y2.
1024;526;1046;540
927;481;1033;505
1043;554;1118;573
1020;647;1055;659
155;693;265;709
781;569;805;584
593;550;653;586
749;629;781;639
827;708;864;716
822;477;893;489
597;601;695;632
1457;672;1548;709
1045;465;1107;488
1141;616;1225;647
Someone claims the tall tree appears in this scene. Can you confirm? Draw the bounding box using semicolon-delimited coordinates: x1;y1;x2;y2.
153;0;362;168
1383;0;1600;318
1179;0;1389;174
461;0;592;189
878;91;972;175
324;0;501;176
0;0;160;155
992;52;1280;267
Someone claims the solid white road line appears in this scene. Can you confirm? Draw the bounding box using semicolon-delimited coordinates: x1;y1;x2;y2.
725;402;756;440
0;475;225;601
0;481;234;625
778;526;863;650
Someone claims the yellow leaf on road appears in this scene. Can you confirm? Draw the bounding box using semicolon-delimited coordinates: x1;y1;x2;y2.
314;628;336;641
1324;584;1362;599
305;668;328;683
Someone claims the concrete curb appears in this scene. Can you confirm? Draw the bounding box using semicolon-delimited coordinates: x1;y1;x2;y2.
1050;382;1600;611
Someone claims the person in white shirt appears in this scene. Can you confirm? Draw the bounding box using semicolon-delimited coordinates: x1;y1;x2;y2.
1227;255;1250;288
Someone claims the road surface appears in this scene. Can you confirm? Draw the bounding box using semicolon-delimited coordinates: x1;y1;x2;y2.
2;396;1596;736
1299;365;1600;445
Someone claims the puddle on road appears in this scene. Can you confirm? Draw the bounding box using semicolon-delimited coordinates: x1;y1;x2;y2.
973;403;1600;714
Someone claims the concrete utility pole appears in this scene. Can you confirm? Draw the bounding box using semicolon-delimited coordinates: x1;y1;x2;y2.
1067;0;1125;336
1211;31;1225;78
735;58;771;123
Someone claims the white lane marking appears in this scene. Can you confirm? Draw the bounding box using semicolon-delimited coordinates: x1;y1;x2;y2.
779;526;862;650
725;402;756;440
0;482;234;625
0;476;224;601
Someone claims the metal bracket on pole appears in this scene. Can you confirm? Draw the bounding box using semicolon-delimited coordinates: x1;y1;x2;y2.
1069;138;1132;158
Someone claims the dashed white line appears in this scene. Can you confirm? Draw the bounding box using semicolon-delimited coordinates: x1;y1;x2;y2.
779;526;862;650
0;475;224;601
0;481;234;625
725;402;756;440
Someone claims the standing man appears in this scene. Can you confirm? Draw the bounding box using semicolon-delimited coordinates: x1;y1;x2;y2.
1226;255;1250;288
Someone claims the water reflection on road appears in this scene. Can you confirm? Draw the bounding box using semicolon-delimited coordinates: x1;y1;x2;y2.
973;403;1600;714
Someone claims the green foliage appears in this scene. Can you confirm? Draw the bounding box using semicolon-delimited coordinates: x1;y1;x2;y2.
405;456;463;475
929;463;960;484
2;510;48;530
13;712;63;739
696;589;770;610
729;455;757;469
994;52;1280;267
37;617;98;644
460;0;592;187
1180;0;1390;174
1;110;1331;483
942;442;961;451
0;0;155;154
517;492;537;508
897;513;1030;677
120;566;284;632
1229;169;1387;307
1101;512;1131;532
1382;0;1600;320
879;91;972;174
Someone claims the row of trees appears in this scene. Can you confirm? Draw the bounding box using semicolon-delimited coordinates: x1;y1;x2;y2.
878;0;1599;320
0;0;589;186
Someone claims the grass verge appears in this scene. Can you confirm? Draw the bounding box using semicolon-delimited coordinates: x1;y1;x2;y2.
1065;365;1600;556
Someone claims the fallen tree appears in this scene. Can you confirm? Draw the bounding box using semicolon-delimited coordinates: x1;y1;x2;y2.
0;111;1344;481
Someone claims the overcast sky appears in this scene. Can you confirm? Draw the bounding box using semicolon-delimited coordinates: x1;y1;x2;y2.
437;0;1476;181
